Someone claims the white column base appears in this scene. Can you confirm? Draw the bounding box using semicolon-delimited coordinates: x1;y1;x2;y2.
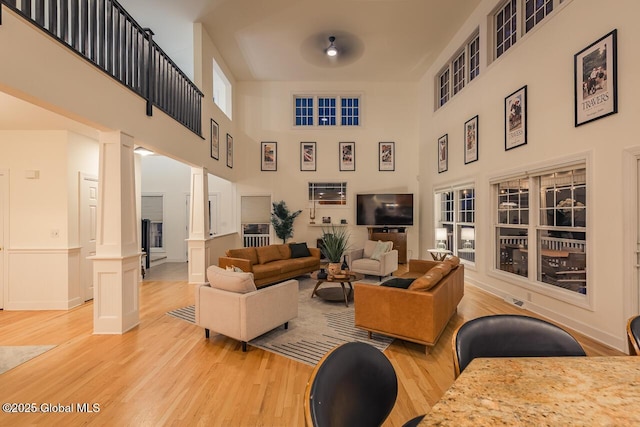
187;238;213;284
93;255;140;334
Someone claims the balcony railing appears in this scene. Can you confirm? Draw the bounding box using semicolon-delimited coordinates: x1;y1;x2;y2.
1;0;203;136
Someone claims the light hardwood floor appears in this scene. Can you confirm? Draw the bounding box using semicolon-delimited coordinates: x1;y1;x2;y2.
0;263;624;426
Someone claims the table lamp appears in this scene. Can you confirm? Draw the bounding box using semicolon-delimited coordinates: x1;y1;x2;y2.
461;227;475;250
436;228;448;250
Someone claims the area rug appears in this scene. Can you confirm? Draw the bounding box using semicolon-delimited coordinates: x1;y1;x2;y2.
0;345;56;375
250;276;393;366
166;276;393;365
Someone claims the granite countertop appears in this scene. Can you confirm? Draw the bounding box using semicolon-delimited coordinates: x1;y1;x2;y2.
420;356;640;426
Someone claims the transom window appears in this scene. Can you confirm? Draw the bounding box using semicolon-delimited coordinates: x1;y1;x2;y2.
318;97;336;126
494;164;587;298
295;96;314;126
436;31;479;109
294;95;361;127
494;0;563;59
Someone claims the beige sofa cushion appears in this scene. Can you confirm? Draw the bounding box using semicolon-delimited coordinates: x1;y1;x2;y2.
207;265;257;294
409;269;444;291
256;245;283;264
226;247;258;265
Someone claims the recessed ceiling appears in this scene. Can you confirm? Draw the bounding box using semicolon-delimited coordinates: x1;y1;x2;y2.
119;0;482;82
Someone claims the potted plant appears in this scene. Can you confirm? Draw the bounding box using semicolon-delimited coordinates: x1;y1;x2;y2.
321;225;350;276
271;201;302;243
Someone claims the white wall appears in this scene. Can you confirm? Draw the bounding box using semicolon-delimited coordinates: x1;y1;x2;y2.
419;0;640;351
0;130;98;309
141;155;237;263
235;81;422;255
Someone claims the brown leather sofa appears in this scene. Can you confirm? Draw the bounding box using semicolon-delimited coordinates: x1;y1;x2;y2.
218;243;321;288
354;258;464;354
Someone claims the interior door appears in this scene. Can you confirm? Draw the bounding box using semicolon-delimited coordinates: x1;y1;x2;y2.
80;175;98;302
0;170;6;309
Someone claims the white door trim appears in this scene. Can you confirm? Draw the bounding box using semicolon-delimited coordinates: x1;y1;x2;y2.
622;147;640;336
0;169;8;310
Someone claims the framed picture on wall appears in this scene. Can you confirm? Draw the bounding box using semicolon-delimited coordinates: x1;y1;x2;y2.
464;115;479;164
438;134;448;173
261;141;277;171
504;85;527;151
300;142;316;171
339;142;355;171
226;133;233;168
378;142;395;171
210;119;219;160
574;29;617;127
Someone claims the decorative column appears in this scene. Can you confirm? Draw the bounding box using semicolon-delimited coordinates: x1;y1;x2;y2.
187;167;211;284
92;131;140;334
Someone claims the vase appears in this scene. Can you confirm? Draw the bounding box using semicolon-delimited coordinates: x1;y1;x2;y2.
328;262;341;276
341;255;349;272
317;268;327;279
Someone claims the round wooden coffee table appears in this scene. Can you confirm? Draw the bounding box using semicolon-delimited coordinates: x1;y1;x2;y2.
311;273;359;307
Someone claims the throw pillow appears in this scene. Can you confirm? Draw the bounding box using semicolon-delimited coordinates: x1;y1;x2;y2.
380;278;415;289
445;255;461;267
409;269;444;291
207;265;256;294
289;242;311;258
256;245;283;264
370;240;391;260
225;265;244;272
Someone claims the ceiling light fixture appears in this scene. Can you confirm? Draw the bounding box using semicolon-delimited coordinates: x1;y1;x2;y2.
326;36;338;57
134;147;154;156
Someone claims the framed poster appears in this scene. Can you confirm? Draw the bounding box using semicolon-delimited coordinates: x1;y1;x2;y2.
379;142;395;171
300;142;316;171
438;134;448;173
505;85;527;151
339;142;355;171
464;115;479;164
210;119;219;160
261;141;277;171
574;29;617;127
226;133;233;168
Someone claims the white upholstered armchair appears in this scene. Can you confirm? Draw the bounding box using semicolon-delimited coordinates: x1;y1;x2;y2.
347;240;398;280
195;266;298;351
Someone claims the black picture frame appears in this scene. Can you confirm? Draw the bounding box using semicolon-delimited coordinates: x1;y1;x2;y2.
438;134;448;173
339;142;355;171
378;142;395;171
464;115;479;164
210;119;219;160
574;29;618;127
504;85;527;151
226;134;233;168
261;141;277;171
300;142;316;171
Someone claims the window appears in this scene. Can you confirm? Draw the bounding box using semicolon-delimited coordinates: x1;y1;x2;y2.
452;51;466;95
435;185;476;264
293;95;361;127
494;0;563;59
212;58;232;119
525;0;553;33
295;96;314;126
142;195;164;251
436;31;479;108
494;164;587;296
309;182;347;205
241;196;272;247
318;97;336;126
341;97;360;126
496;178;529;277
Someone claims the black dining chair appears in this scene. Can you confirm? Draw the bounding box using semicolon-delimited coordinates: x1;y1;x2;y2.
452;314;587;378
627;315;640;355
304;342;398;427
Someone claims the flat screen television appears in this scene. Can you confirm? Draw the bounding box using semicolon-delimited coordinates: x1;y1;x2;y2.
356;193;414;226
